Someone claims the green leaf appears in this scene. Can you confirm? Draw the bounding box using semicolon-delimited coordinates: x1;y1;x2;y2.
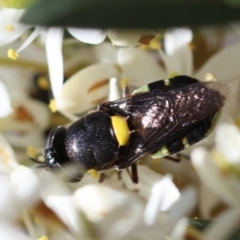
0;0;36;8
21;0;240;28
188;219;240;240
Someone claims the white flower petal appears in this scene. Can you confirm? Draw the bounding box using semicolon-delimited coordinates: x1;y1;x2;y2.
92;42;118;63
0;98;50;136
199;183;220;219
120;223;165;240
16;27;44;53
3;130;45;148
108;77;121;101
40;171;81;234
0;221;31;240
46;28;64;100
168;218;187;240
108;29;156;46
0;175;19;219
0;8;30;46
73;184;127;222
195;41;240;82
0;134;18;173
167;187;197;227
117;47;166;86
216;123;240;165
98;196;144;239
0;80;12;117
10;165;41;207
223;79;240;118
68;28;107;44
191;148;240;206
159;45;193;76
59;63;120;114
164;28;193;55
121;166;164;199
203;208;240;240
144;175;180;226
0;26;30;47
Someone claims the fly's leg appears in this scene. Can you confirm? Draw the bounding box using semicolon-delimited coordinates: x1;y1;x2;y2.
164;153;190;163
131;163;138;184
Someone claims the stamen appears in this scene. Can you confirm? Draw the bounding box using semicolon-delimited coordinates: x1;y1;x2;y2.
37;76;50;90
168;72;179;78
7;49;19;60
49;99;57;113
16;27;43;53
37;236;48;240
29;157;45;165
120;77;129;88
109;77;120;101
87;169;99;179
149;39;161;49
5;24;15;32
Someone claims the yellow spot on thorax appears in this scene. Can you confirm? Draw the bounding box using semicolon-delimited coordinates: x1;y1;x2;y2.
5;24;15;31
37;236;48;240
49;99;57;113
87;169;99;179
111;115;130;146
8;49;19;60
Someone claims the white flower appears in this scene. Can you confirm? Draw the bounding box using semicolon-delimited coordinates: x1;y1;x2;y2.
202;208;240;240
191;124;240;207
52;29;192;115
164;28;193;55
0;134;41;220
57;62;121;114
67;28;107;44
39;171;83;235
72;172;196;240
215;123;240;166
73;183;139;223
0;221;31;240
0;79;12;117
191;122;240;239
0;8;30;47
0;9;157;118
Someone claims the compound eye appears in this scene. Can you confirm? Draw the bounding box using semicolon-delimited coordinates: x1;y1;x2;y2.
45;126;67;150
44;126;69;167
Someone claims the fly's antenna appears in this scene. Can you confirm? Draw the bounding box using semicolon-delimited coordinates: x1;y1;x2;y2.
27;146;46;167
29;157;44;164
29;157;47;168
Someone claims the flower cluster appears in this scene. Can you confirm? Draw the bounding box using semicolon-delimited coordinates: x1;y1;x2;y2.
1;6;240;240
